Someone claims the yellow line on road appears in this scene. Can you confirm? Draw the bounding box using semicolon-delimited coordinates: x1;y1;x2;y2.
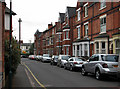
23;63;47;89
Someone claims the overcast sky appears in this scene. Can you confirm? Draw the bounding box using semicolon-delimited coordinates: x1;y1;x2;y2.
5;0;78;43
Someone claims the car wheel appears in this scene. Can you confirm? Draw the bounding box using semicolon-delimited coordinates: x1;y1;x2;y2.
95;69;102;80
64;65;67;69
70;66;73;71
59;63;62;68
81;67;88;76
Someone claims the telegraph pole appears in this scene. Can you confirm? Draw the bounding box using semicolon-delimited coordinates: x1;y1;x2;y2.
9;0;12;88
18;18;22;49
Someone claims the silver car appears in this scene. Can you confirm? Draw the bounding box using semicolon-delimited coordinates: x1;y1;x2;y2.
81;54;119;80
57;55;70;68
41;54;51;62
64;57;85;71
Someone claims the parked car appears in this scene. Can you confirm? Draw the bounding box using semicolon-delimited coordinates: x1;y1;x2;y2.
36;55;42;61
117;54;120;81
64;57;86;71
29;55;36;60
41;54;51;62
57;55;70;68
50;55;59;65
81;54;119;80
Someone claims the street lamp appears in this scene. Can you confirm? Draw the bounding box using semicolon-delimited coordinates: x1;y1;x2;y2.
9;0;12;88
18;18;22;49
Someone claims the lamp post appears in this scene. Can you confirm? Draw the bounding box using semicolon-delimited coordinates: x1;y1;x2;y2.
9;0;12;88
18;18;22;49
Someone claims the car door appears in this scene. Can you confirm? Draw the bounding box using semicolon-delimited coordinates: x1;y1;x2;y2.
85;55;95;73
88;55;99;73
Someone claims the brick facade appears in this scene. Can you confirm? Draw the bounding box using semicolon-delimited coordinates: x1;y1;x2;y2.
0;1;6;88
34;1;120;57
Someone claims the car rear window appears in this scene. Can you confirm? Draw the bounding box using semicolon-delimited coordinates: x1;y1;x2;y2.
101;55;119;62
74;58;83;61
43;54;49;57
62;56;70;60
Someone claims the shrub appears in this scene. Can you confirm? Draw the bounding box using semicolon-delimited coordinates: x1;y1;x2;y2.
4;38;20;76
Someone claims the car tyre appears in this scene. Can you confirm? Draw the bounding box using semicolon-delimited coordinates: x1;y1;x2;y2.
81;67;88;76
70;66;73;71
95;69;102;80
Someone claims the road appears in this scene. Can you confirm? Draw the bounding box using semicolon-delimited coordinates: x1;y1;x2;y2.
21;58;119;88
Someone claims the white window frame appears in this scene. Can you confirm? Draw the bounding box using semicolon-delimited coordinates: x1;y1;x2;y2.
84;3;88;18
100;15;106;33
115;39;120;54
100;0;106;10
101;41;106;54
66;46;69;55
84;23;88;36
77;8;81;21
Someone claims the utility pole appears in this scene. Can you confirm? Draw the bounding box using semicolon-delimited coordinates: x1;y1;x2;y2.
9;0;12;88
18;18;22;49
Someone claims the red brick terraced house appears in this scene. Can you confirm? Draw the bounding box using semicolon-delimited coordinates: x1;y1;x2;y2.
62;7;76;56
34;1;120;58
34;30;42;55
0;0;6;87
4;7;16;40
42;24;56;56
72;1;120;57
55;13;65;55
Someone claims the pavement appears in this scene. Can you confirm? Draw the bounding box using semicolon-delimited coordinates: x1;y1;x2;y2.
12;63;32;88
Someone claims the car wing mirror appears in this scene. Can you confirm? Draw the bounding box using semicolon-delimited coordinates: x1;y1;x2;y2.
87;60;89;62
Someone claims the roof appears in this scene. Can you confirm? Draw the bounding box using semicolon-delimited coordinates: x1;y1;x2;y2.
73;38;90;43
94;33;109;39
59;13;65;23
67;7;76;18
21;43;32;46
43;25;56;33
5;7;17;15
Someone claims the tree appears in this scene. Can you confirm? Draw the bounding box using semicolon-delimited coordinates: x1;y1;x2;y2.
29;43;34;55
4;38;20;76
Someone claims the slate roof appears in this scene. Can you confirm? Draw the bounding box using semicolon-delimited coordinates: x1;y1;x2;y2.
67;7;76;18
5;7;16;15
35;29;42;37
94;33;109;39
59;13;65;23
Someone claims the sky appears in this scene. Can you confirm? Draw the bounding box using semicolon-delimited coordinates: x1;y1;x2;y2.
5;0;78;43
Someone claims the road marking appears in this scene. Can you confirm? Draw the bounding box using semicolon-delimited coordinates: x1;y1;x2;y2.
24;68;36;87
23;63;47;89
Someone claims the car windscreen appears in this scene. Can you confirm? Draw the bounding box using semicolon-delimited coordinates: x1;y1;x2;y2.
62;56;70;60
74;58;83;61
101;55;119;62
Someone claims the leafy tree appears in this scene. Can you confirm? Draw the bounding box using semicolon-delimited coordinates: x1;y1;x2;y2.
4;38;20;76
29;43;34;55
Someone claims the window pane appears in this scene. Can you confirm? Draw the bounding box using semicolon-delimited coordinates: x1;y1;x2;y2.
78;10;80;21
96;42;99;49
85;24;88;36
116;39;120;48
102;42;105;49
78;27;80;38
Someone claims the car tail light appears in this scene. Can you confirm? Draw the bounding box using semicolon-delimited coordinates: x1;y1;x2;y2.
79;62;83;64
102;63;108;68
74;62;78;64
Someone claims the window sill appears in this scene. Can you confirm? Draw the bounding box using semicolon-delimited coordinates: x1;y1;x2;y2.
63;39;70;41
84;15;88;18
99;6;106;11
77;37;80;40
99;32;106;34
